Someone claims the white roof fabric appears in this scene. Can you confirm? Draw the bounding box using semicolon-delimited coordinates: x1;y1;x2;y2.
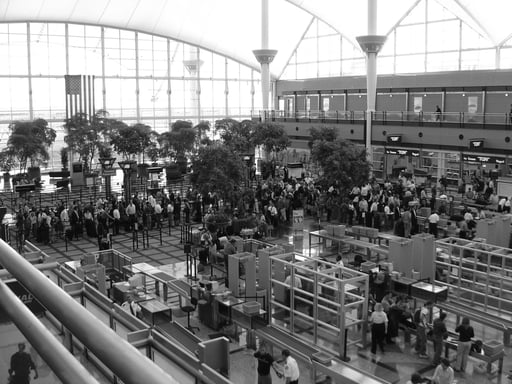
0;0;510;78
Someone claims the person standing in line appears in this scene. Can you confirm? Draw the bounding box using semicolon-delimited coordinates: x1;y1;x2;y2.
280;349;299;384
414;301;432;359
112;204;120;235
432;312;448;366
253;343;278;384
9;342;38;384
402;208;412;238
454;317;474;372
432;358;454;384
369;302;388;354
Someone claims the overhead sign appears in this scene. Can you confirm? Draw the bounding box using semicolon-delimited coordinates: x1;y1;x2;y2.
385;148;420;157
463;154;505;164
387;135;402;144
101;169;117;177
469;138;484;150
0;281;46;324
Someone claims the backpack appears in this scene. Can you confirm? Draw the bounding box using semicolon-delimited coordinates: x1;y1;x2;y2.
413;308;422;324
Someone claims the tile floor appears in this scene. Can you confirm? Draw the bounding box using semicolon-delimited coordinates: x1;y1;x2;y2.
1;218;511;384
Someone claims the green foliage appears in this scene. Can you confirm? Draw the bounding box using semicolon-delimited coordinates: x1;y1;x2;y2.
110;123;157;161
251;122;290;155
190;143;245;202
308;126;338;148
311;138;370;192
0;148;17;172
216;118;256;153
64;112;120;172
7;118;56;171
159;120;197;161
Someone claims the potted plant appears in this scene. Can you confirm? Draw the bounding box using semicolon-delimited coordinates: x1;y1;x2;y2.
205;211;231;233
7;118;56;183
64;110;120;173
159;120;196;175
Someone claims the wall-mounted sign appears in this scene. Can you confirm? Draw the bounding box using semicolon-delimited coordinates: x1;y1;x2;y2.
469;138;484;150
0;281;46;324
387;135;402;144
385;148;420;157
414;97;423;113
468;96;478;113
463;154;505;164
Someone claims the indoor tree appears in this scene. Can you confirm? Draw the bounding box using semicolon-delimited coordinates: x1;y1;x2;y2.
251;121;290;158
158;120;196;173
190;143;245;208
64;111;122;172
110;123;158;162
6;118;56;173
310;136;370;194
216;118;256;154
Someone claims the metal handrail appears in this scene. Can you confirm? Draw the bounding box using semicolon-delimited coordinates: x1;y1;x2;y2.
253;110;512;126
0;279;100;384
0;239;180;384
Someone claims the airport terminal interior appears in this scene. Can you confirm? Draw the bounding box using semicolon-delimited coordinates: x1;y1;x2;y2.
1;0;512;383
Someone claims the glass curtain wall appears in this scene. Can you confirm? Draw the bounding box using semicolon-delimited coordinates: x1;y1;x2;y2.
0;22;261;169
281;0;504;80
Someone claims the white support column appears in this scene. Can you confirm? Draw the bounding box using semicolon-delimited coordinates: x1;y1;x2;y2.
357;0;386;165
27;23;33;120
253;0;277;118
101;27;107;111
135;32;140;123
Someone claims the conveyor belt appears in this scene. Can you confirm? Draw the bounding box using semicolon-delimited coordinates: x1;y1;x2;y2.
256;326;390;384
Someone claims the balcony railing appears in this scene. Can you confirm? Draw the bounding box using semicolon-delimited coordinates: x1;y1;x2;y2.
252;110;512;127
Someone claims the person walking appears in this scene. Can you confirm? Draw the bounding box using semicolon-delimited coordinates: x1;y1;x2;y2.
369;302;388;354
280;349;299;384
432;312;448;366
253;343;277;384
9;342;38;384
432;358;454;384
454;317;474;372
414;301;432;359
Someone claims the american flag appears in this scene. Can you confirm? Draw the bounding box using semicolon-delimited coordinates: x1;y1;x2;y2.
65;75;82;95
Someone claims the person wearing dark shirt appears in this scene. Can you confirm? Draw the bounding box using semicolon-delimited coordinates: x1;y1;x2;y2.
254;343;277;384
454;317;474;372
432;312;448;366
9;342;38;384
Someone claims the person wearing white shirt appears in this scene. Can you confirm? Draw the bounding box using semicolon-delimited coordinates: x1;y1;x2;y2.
463;211;473;222
428;211;440;238
432;358;454;384
505;197;511;213
112;206;120;235
154;202;162;228
280;349;299;384
148;194;156;208
122;296;142;318
60;208;70;230
369;302;388;354
284;274;302;289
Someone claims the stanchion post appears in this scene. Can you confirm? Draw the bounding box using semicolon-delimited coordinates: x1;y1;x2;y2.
159;226;162;246
342;328;350;362
184;244;192;278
